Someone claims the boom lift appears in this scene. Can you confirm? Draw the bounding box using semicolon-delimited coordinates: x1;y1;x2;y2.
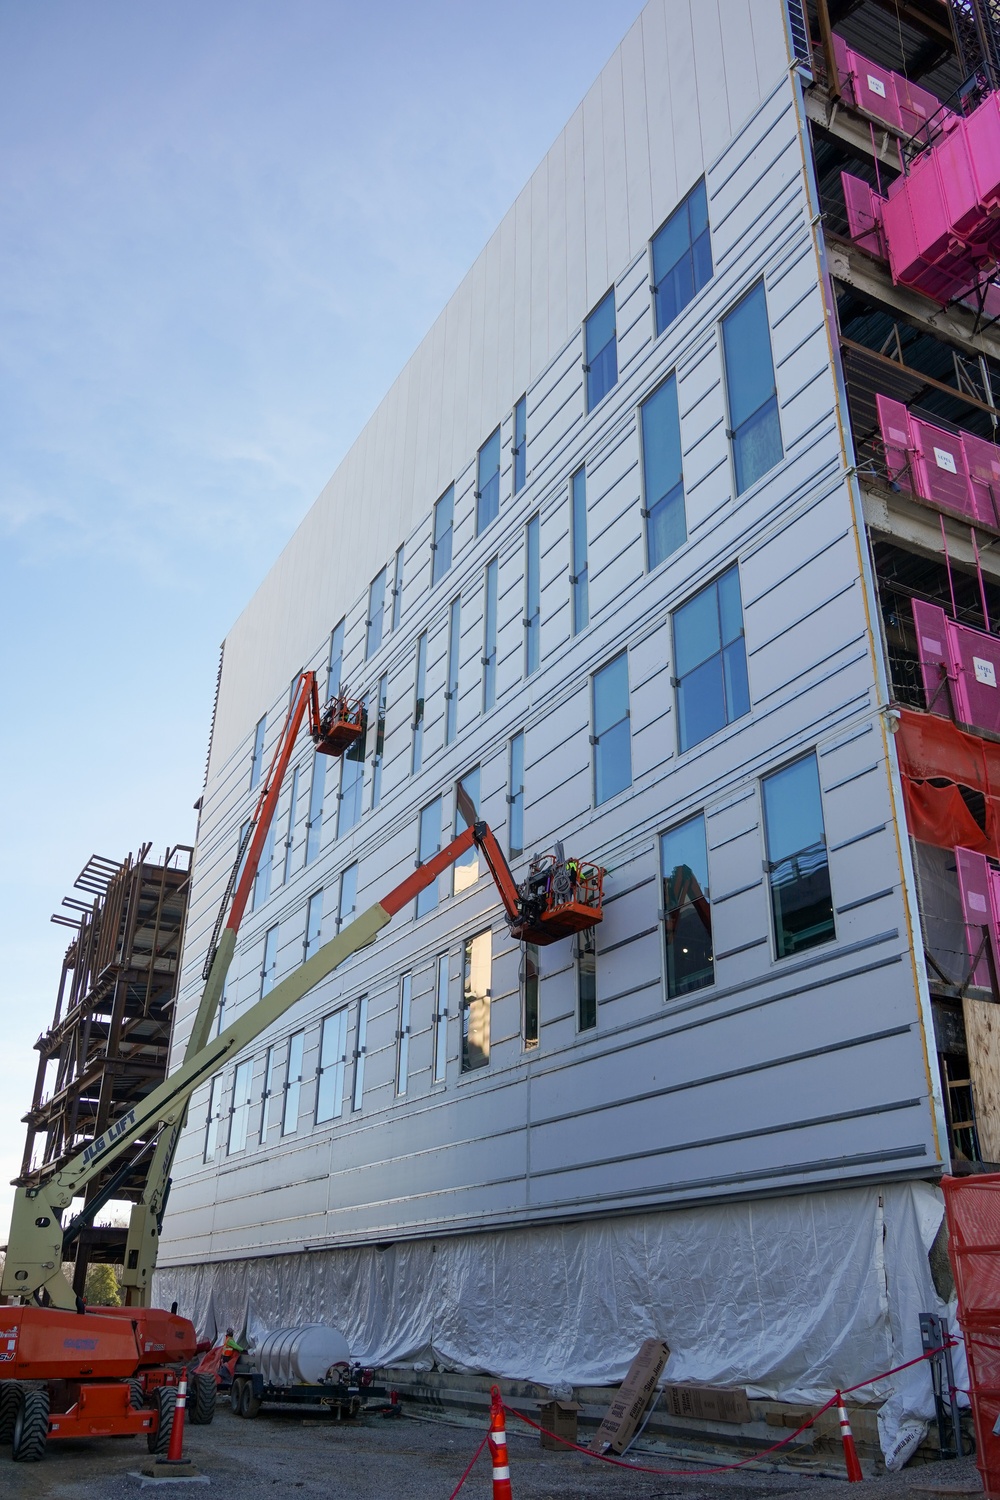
0;670;603;1459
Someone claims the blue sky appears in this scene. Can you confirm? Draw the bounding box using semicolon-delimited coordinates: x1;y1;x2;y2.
0;2;645;1237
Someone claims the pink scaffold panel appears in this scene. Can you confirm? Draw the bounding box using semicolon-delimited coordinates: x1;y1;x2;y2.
910;416;977;516
852;54;905;131
912;599;957;716
937;116;984;237
841;172;884;256
966;92;1000;222
876;393;912;485
963;431;1000;527
956;846;999;987
952;619;1000;734
897;75;950;140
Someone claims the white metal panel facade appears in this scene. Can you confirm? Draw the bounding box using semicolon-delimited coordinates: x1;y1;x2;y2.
158;0;944;1271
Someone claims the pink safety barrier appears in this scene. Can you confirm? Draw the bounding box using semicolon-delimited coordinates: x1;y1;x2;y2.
955;847;1000;986
832;34;947;140
876;394;1000;526
912;599;1000;734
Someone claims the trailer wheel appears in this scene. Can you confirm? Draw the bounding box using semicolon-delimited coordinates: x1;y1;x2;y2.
230;1378;245;1415
188;1372;216;1426
146;1384;176;1456
238;1380;260;1420
0;1382;21;1443
12;1386;49;1463
127;1379;145;1410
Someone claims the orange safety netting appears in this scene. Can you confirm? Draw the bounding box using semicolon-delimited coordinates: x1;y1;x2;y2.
897;709;1000;857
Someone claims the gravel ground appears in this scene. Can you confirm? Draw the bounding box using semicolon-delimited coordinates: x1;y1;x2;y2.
0;1402;985;1500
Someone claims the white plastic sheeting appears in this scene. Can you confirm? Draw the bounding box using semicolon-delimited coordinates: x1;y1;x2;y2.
154;1180;953;1462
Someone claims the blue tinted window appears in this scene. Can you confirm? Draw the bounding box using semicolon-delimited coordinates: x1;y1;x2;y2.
571;467;589;636
337;693;366;836
585;289;618;410
304;888;323;961
412;632;427;775
432;486;454;586
524;515;540;676
370;673;387;810
722;283;782;494
252;822;275;911
592;652;631;805
660;815;713;999
282;1031;304;1135
352;996;369;1110
445;596;460;745
762;754;835;959
315;1010;347;1123
433;955;449;1082
477;428;501;533
513;395;527;494
509;731;525;857
260;924;278;998
281;766;299;884
337;862;357;931
305;757;326;864
652;179;713;334
327;620;345;700
416;798;442;918
391;545;404;632
396;973;412;1094
366;569;386;658
482;559;498;712
250;714;266;791
674;566;750;752
641;376;686;570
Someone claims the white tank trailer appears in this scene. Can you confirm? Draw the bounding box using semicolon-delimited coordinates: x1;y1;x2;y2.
228;1324;383;1421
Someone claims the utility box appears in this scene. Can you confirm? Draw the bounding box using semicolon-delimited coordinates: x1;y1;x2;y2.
537;1400;580;1450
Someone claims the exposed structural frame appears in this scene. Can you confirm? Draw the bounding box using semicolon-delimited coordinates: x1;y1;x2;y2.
17;844;192;1295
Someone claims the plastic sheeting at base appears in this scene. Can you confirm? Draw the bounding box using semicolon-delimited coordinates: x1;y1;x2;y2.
154;1180;956;1464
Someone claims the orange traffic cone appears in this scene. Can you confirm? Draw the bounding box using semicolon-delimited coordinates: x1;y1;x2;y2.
165;1374;188;1463
836;1391;863;1482
488;1386;513;1500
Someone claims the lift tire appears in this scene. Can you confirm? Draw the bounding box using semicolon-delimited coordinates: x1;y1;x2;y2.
0;1381;22;1443
238;1380;261;1420
12;1386;49;1463
146;1385;176;1456
127;1379;145;1410
188;1372;216;1426
230;1378;245;1415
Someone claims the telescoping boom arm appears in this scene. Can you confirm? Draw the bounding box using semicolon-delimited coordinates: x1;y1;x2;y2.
3;809;603;1310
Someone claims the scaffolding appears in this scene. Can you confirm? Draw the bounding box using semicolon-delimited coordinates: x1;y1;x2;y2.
18;843;192;1291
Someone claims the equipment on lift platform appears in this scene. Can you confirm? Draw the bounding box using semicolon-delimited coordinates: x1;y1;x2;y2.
311;693;366;757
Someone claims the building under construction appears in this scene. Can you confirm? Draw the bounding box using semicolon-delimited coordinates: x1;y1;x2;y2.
19;845;191;1293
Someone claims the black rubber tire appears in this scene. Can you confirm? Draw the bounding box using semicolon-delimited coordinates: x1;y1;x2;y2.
229;1378;245;1416
12;1386;49;1463
127;1379;145;1410
238;1380;260;1419
0;1382;21;1443
188;1372;216;1426
146;1385;176;1456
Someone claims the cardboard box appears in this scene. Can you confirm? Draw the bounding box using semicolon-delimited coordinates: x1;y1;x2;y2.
537;1400;580;1450
589;1338;670;1454
662;1383;752;1424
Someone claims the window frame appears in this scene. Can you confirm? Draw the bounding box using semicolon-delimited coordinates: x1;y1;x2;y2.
327;619;345;701
461;929;492;1073
305;755;326;864
315;1009;348;1124
591;650;632;807
370;672;388;810
445;595;461;745
250;714;267;791
352;995;369;1111
416;797;442;918
524;513;540;677
412;631;427;775
337;690;366;837
650;177;713;337
570;466;589;636
721;280;783;497
260;923;279;998
508;731;525;859
522;944;540;1050
433;954;449;1083
337;862;358;933
659;812;715;1002
432;485;454;587
576;928;597;1032
760;751;836;962
640;372;687;572
282;1030;305;1136
482;558;498;713
390;543;405;632
513;394;527;495
227;1058;254;1155
282;766;300;885
476;427;501;534
366;567;387;659
303;887;324;963
672;563;751;755
203;1076;222;1162
584;287;618;412
396;973;412;1095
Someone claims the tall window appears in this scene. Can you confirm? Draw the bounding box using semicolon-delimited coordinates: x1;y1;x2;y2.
762;754;835;959
524;514;540;676
260;1047;276;1141
433;954;449;1083
316;1010;348;1123
412;633;427;775
366;568;387;658
432;485;454;586
250;714;267;791
337;862;358;932
304;889;323;962
453;767;481;894
282;766;300;885
371;673;388;810
204;1077;222;1162
260;924;279;998
282;1031;304;1135
445;596;461;744
305;756;326;864
651;179;712;335
585;288;618;410
327;619;345;701
513;395;527;494
570;466;589;635
338;695;366;836
673;565;750;752
722;282;782;495
228;1059;254;1154
462;929;492;1072
522;944;539;1049
577;928;597;1031
641;375;686;570
252;823;275;911
482;559;498;712
660;814;713;999
396;973;412;1094
509;732;525;858
416;798;442;918
592;652;632;805
352;996;369;1110
391;544;405;632
477;427;501;533
236;818;252;886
